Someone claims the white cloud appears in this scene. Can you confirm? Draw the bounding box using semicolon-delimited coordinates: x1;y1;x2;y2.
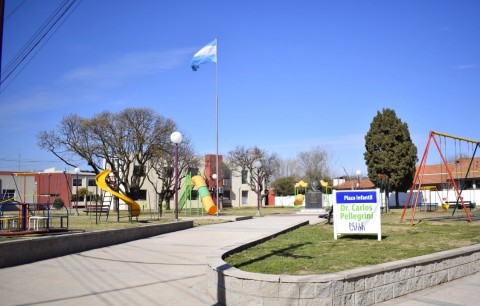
264;134;365;155
453;64;477;70
60;48;192;86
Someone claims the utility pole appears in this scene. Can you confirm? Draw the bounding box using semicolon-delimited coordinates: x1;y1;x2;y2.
0;0;5;79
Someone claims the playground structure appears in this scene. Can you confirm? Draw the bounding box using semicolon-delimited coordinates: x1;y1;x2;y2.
175;173;217;216
0;172;70;236
401;131;479;224
320;180;332;207
192;175;217;214
294;180;308;206
291;179;333;208
95;169;141;220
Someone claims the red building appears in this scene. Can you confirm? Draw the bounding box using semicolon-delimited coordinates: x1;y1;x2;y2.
0;171;74;209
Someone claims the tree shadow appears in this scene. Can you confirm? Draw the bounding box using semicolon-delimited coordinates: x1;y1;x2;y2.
234;243;313;268
340;234;388;240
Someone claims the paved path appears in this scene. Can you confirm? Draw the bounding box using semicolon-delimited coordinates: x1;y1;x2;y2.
1;214;479;305
0;215;319;306
378;271;480;306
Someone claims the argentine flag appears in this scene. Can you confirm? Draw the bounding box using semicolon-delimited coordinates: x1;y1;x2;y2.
191;39;217;71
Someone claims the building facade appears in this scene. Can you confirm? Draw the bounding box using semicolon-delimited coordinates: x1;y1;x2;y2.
0;154;266;214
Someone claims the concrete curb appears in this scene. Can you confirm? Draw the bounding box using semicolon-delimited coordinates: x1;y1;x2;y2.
0;221;193;268
206;224;480;306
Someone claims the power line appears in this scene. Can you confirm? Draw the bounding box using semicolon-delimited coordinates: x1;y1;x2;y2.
1;0;82;89
0;158;63;163
5;0;26;21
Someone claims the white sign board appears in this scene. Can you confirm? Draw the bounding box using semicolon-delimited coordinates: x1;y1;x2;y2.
333;189;382;241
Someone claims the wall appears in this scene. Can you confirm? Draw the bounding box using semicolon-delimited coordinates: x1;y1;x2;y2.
388;189;480;207
274;194;333;207
0;221;193;268
206;231;480;305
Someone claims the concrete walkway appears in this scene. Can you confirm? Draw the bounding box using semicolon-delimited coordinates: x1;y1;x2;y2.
378;271;480;306
0;214;320;306
1;214;479;305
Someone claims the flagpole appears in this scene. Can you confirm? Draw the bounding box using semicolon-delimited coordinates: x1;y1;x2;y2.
215;36;219;218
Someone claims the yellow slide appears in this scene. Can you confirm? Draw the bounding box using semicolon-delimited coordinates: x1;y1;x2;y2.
191;175;217;215
95;169;141;217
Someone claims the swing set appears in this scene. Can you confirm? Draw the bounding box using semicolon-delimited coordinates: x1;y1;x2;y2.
0;172;70;235
401;131;479;224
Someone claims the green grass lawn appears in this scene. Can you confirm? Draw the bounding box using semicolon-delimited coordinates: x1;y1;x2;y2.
0;206;297;242
4;205;479;277
225;208;480;275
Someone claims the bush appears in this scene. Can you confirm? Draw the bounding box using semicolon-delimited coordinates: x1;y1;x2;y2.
53;198;65;210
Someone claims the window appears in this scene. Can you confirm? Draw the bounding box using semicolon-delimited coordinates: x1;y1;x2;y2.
138;190;147;201
242;190;248;205
88;179;96;186
164;167;174;177
133;165;145;176
241;170;248;184
223;190;231;200
188;167;199;175
190;190;198;200
73;178;83;187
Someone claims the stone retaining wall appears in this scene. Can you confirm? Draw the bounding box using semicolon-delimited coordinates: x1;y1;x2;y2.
0;221;193;268
207;238;480;305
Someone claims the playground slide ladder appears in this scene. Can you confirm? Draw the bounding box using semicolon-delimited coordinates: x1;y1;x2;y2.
86;190;112;220
178;174;194;213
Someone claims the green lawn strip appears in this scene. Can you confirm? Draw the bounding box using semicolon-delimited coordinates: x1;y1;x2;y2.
0;206;295;242
225;210;480;275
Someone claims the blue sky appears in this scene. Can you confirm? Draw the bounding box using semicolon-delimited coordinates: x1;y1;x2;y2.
1;0;479;177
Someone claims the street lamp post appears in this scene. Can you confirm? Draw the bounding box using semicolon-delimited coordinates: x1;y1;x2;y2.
74;167;80;215
170;131;183;222
212;173;217;206
254;160;262;217
356;170;361;190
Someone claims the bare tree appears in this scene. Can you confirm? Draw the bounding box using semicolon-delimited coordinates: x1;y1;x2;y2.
226;145;280;200
37;107;176;200
275;158;301;179
297;146;332;184
146;134;201;211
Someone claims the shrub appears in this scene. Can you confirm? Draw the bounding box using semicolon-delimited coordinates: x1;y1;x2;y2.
53;198;65;210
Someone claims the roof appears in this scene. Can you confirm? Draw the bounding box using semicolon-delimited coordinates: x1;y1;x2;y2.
334;179;375;190
419;157;480;184
333;157;480;190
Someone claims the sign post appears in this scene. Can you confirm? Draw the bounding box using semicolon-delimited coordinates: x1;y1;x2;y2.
333;189;382;241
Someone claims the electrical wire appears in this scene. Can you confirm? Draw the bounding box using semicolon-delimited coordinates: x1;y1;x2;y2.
1;0;82;90
4;0;26;21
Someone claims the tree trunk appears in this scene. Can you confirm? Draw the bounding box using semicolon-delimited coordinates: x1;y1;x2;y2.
395;190;400;208
165;197;171;211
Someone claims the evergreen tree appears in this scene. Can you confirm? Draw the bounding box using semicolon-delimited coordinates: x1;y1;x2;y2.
364;108;418;207
270;176;299;196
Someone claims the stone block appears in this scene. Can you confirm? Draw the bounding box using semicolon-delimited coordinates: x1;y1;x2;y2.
224;275;242;292
354;289;375;306
299;282;315;299
374;284;393;303
393;280;409;297
432;270;448;286
243;279;279;298
333;293;354;306
314;282;333;298
344;277;365;293
279;281;300;298
364;273;384;290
